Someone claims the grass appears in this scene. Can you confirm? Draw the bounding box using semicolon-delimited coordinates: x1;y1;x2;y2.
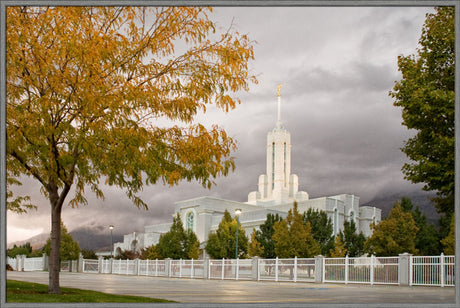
7;279;176;303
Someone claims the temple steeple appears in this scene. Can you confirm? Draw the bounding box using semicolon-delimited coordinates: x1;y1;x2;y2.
276;84;283;128
247;85;309;206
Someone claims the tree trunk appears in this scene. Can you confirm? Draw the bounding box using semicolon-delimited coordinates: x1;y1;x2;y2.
48;195;62;294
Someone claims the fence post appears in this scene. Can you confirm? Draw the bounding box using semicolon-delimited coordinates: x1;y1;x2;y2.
344;255;349;284
136;258;140;276
314;255;324;283
398;252;412;286
294;256;297;282
191;259;194;279
222;258;225;280
440;253;445;288
13;255;18;271
20;255;25;271
42;253;49;271
275;257;279;282
203;258;208;279
179;259;182;278
98;256;103;274
370;255;374;286
236;258;239;280
251;257;259;281
78;253;83;273
165;258;171;277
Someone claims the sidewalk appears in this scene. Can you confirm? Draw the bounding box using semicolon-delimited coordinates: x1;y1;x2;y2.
7;271;456;305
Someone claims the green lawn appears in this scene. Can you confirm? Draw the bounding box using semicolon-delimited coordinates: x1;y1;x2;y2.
7;279;176;303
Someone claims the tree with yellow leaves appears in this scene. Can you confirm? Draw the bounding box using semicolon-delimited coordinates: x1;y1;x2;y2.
364;203;419;257
6;6;256;293
273;202;321;258
329;236;347;258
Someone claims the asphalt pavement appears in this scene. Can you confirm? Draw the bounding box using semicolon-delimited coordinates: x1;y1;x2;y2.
6;270;456;306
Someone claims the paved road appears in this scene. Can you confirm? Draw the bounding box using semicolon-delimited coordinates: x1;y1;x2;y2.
7;271;456;305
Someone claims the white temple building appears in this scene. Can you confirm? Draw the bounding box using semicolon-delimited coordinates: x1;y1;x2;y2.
114;87;381;256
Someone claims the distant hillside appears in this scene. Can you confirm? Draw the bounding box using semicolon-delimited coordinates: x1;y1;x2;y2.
8;227;123;252
361;190;439;225
70;227;123;252
8;232;49;251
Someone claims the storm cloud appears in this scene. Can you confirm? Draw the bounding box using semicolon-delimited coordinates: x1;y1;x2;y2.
7;6;434;243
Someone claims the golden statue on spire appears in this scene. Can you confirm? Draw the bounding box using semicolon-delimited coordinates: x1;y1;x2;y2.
277;84;283;97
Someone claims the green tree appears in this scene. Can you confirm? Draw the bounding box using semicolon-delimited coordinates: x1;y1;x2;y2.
251;213;282;258
156;213;200;259
303;209;334;256
44;222;80;261
400;197;440;255
248;228;264;257
7;6;256;293
139;245;162;260
81;249;97;259
205;210;248;259
329;236;347;258
440;215;455;255
7;243;33;258
390;7;454;219
273;202;320;258
364;202;419;256
339;220;366;257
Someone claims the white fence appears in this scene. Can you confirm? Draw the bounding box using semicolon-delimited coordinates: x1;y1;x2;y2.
411;254;455;287
8;253;454;287
139;259;168;276
323;255;399;285
208;258;253;280
7;255;47;271
258;257;315;282
82;259;99;273
170;259;205;278
7;257;17;270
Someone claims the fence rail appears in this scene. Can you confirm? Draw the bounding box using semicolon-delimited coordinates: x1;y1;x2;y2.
7;254;454;287
258;257;315;282
323;255;399;285
411;254;455;287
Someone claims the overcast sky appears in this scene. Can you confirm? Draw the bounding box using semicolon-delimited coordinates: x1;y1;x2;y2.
7;5;436;244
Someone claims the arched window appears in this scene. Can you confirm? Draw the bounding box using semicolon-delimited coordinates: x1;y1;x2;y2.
186;211;194;231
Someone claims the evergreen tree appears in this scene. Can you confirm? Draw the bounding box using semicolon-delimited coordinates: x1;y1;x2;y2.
81;249;98;259
329;236;347;258
252;213;282;258
139;245;162;260
440;215;455;255
340;220;366;257
205;210;248;259
44;222;80;260
156;213;200;259
273;202;320;258
303;208;334;256
364;202;418;256
248;228;264;257
400;197;440;255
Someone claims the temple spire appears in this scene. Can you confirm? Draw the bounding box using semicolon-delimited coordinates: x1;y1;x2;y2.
276;84;283;128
